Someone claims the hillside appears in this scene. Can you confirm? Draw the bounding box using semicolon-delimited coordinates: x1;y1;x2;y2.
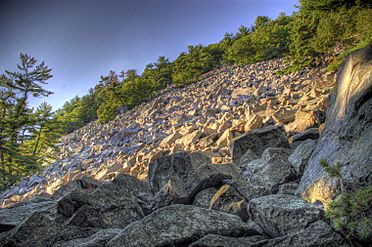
0;58;335;207
0;46;371;247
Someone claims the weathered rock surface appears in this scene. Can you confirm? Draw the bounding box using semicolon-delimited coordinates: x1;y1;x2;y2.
148;152;240;209
289;139;317;175
2;211;96;247
57;174;152;228
248;194;323;237
0;197;56;233
259;221;350;247
297;45;372;206
242;148;296;193
107;204;260;247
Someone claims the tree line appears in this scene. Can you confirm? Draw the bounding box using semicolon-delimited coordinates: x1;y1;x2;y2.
1;0;371;189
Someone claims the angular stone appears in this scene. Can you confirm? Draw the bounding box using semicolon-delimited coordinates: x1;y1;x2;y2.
148;152;240;209
248;194;323;237
189;234;266;247
259;221;350;247
231;125;289;164
285;110;320;133
193;187;217;208
159;132;182;148
107;204;260;247
57;174;152;228
53;228;121;247
289;139;316;175
2;211;96;247
210;184;248;221
0;197;56;233
242;148;296;193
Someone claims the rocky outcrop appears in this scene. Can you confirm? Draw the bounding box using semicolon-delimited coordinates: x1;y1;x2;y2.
297;45;372;206
107;204;260;247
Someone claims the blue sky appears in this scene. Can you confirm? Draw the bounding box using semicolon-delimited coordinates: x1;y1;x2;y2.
0;0;298;109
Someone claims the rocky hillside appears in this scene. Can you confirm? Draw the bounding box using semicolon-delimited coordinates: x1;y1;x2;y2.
0;46;371;247
0;58;335;207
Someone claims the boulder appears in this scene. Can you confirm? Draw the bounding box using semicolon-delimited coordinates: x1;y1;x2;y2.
285;110;320;134
57;174;152;228
107;204;260;247
147;152;241;209
2;211;96;247
209;184;248;221
259;221;350;247
231;125;289;164
193;187;217;208
288;139;316;175
51;176;102;200
0;197;56;233
248;194;323;237
297;46;372;205
242;148;296;193
53;228;121;247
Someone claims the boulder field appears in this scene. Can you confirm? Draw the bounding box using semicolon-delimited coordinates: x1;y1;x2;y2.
0;46;371;246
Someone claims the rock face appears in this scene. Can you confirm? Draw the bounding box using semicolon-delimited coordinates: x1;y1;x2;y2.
297;46;372;205
248;194;323;237
107;204;260;247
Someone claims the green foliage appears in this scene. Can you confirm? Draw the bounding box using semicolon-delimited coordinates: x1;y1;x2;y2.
319;159;343;178
326;186;372;241
0;54;56;188
225;14;292;66
172;45;219;86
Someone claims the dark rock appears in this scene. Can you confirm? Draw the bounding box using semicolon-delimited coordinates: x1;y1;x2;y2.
239;149;259;168
288;139;316;176
0;197;56;233
2;211;96;247
210;184;248;221
242;148;296;193
297;46;372;205
193;187;217;208
189;234;266;247
53;228;121;247
288;128;319;144
259;221;350;247
231;125;289;164
277;182;298;195
248;194;323;237
148;152;240;209
107;204;260;247
57;174;152;228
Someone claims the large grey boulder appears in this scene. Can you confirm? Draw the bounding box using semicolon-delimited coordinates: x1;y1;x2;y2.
231;125;289;163
148;152;241;209
0;197;56;233
297;46;372;205
2;210;96;247
107;204;260;247
259;221;350;247
57;174;152;228
53;228;121;247
242;148;296;194
248;194;323;237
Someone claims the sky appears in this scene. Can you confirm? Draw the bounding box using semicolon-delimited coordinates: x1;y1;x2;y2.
0;0;298;109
